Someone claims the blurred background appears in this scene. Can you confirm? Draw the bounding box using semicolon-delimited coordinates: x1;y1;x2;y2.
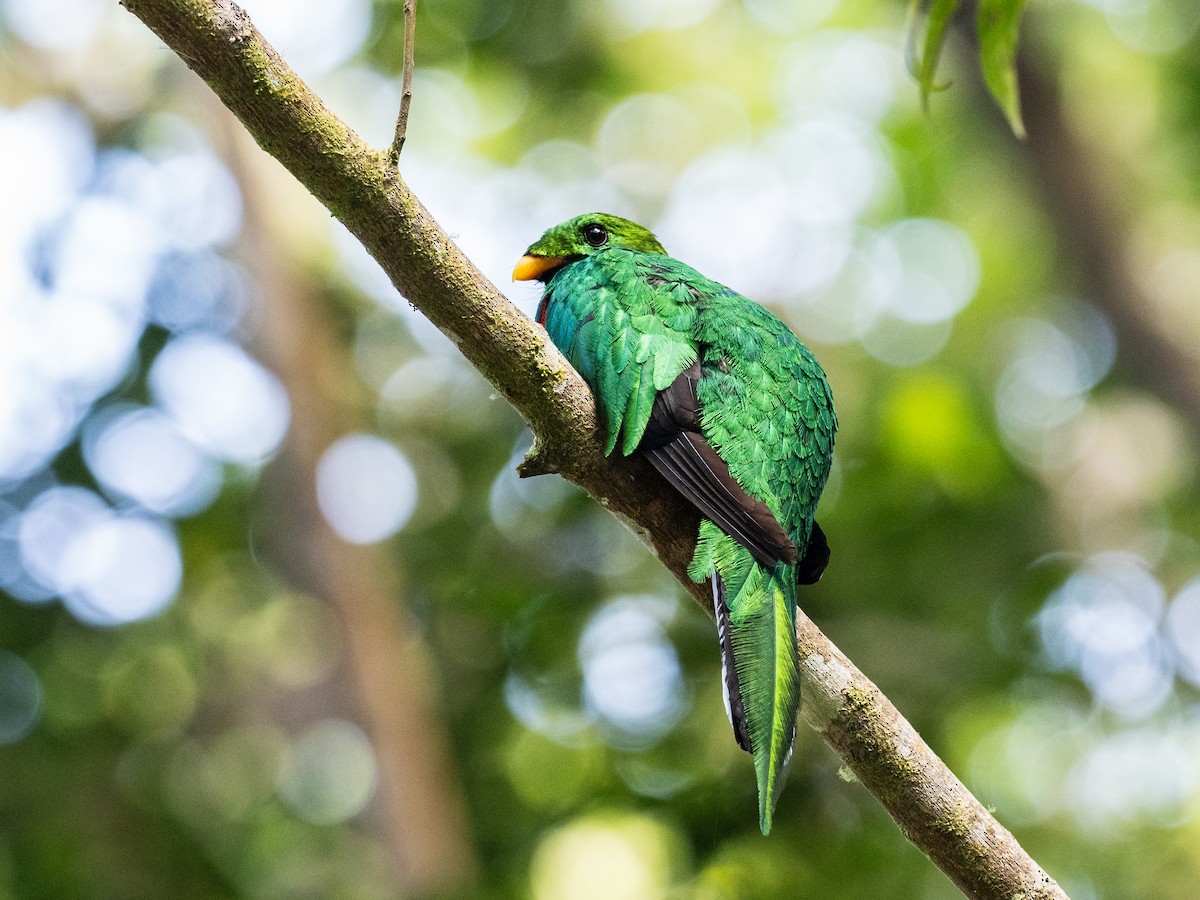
2;0;1200;897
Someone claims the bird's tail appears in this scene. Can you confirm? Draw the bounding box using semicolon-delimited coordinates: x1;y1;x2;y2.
690;520;800;835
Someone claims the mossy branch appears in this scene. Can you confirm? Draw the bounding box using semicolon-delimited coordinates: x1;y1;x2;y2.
120;1;1067;896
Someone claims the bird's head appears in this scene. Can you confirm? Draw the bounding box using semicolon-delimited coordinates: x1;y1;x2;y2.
512;213;667;282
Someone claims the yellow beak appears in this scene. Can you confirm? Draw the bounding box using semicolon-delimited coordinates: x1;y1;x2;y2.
513;254;566;282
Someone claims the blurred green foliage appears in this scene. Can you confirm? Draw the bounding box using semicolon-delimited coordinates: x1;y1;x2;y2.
3;0;1200;898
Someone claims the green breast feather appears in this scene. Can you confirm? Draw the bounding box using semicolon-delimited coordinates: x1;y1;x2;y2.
515;212;837;834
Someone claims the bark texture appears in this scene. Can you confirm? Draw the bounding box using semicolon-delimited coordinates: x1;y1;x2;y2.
121;1;1068;896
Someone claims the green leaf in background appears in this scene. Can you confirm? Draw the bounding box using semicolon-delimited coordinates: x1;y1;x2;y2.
977;0;1029;137
908;0;963;110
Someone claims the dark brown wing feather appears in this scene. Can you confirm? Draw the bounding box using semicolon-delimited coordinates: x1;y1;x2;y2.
639;361;798;568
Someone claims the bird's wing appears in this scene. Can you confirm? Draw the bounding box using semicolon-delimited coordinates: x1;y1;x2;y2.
640;361;799;568
541;255;699;456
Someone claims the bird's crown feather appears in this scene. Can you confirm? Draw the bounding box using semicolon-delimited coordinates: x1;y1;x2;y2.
523;213;667;260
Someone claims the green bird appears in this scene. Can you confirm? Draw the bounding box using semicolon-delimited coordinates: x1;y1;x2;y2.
514;213;836;834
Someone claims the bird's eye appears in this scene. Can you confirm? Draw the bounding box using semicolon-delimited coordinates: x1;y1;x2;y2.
582;223;608;247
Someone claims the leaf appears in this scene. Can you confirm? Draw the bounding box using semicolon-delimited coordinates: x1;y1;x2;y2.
977;0;1028;137
907;0;963;111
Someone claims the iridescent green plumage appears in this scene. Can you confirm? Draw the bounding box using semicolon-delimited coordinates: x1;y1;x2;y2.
516;213;837;834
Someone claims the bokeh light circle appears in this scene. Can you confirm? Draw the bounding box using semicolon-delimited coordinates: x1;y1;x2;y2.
316;434;418;544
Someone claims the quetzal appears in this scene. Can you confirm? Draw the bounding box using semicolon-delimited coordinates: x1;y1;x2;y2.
513;213;836;834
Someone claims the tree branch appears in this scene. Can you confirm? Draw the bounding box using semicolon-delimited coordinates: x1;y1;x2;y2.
119;1;1067;896
387;0;416;166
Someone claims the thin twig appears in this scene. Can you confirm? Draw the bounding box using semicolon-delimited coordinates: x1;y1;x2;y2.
388;0;416;166
119;2;1069;896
